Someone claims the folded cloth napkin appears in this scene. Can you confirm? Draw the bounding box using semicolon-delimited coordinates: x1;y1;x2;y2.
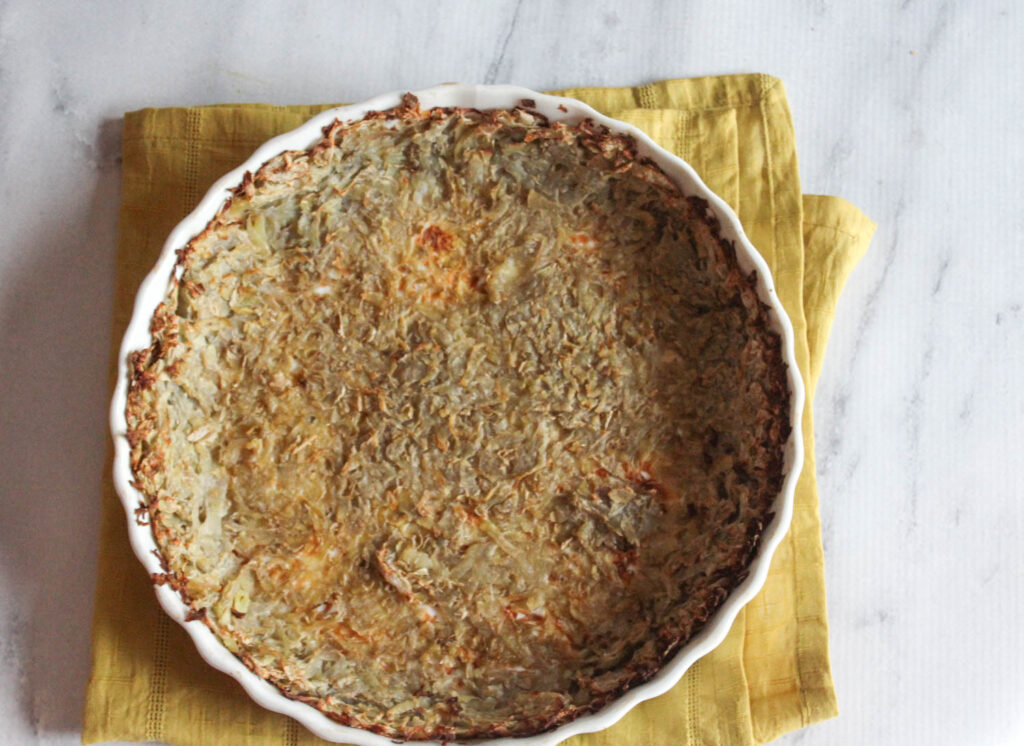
83;74;875;746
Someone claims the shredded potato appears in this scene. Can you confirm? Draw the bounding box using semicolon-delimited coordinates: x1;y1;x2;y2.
126;96;789;740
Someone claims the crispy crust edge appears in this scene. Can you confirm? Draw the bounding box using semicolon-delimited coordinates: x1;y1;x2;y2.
124;94;791;741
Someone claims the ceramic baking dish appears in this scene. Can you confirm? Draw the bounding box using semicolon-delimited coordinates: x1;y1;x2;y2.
109;83;805;745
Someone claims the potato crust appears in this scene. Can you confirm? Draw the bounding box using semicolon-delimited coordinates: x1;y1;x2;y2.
126;95;790;740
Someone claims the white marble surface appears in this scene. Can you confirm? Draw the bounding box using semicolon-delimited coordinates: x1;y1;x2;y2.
0;2;1021;744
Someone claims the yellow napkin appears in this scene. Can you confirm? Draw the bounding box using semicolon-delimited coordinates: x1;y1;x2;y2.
83;74;874;746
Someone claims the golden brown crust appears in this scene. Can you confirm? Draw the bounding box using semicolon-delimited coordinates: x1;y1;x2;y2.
125;95;789;740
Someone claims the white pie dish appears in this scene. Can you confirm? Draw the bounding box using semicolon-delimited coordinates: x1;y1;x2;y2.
109;83;805;745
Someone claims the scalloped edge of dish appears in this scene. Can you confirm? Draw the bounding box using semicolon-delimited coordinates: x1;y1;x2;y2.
109;83;805;746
